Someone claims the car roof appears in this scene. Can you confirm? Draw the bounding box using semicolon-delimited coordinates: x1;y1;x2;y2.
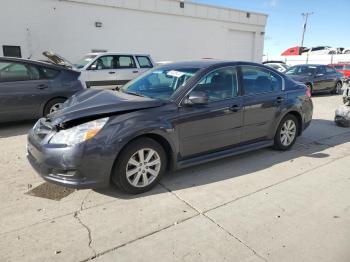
0;56;77;72
293;64;323;67
157;60;267;69
86;52;151;56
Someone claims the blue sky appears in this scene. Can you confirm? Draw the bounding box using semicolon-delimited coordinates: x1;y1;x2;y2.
193;0;349;56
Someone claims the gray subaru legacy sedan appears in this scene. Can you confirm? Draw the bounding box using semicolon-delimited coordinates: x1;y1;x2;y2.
27;61;313;194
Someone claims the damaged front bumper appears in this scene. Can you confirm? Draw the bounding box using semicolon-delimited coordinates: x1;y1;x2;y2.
27;118;113;189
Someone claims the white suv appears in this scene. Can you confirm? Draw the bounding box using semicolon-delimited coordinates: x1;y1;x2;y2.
43;52;155;90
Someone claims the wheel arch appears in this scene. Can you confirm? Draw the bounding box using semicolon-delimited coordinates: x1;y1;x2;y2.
114;132;176;173
42;96;68;116
273;109;303;138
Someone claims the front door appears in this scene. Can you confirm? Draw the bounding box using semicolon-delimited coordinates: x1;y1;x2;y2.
240;66;284;143
85;55;117;90
176;67;243;158
0;61;51;121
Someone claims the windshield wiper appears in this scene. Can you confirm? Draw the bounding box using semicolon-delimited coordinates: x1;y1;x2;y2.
123;91;148;98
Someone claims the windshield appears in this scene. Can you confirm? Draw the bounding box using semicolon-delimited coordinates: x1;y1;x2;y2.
286;66;316;76
74;55;97;69
121;67;200;100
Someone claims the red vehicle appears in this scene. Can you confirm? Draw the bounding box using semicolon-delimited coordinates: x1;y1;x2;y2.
281;46;308;56
329;63;350;79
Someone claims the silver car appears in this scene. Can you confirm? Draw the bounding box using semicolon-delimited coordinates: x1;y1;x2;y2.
44;51;155;90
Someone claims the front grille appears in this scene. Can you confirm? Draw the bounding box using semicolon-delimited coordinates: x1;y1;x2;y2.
34;118;54;141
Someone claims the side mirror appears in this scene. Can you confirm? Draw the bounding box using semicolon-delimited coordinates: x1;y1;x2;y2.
89;64;97;70
183;91;209;106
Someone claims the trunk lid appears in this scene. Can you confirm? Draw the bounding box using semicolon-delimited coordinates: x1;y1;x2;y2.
42;51;74;69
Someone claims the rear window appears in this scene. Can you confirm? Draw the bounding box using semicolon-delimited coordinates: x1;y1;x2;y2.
136;56;153;68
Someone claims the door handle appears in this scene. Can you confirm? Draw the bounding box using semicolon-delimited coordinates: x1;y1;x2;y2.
229;105;242;112
109;72;116;74
37;84;48;89
132;71;139;74
276;97;284;104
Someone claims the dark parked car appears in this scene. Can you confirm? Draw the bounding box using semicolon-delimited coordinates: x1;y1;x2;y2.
0;57;85;123
285;64;343;95
27;61;313;194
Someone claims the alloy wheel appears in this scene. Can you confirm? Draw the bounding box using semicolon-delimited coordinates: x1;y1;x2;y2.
49;103;63;114
126;148;161;188
336;82;342;94
280;120;297;146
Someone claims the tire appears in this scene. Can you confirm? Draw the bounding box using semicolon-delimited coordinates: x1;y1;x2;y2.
43;98;66;116
112;138;167;194
331;81;342;94
273;115;299;151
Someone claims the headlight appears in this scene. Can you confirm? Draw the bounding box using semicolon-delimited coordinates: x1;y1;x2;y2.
49;117;109;146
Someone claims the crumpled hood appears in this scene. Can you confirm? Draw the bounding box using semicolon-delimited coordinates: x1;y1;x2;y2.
49;89;164;126
287;74;311;83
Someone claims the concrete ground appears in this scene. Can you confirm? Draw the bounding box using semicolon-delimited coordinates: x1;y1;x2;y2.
1;94;350;262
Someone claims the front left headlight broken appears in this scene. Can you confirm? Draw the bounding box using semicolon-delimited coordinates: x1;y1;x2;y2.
49;117;109;146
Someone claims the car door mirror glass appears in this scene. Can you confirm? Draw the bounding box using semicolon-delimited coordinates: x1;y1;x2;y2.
183;91;208;106
89;64;97;70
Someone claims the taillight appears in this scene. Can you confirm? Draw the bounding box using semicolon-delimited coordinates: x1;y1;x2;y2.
306;86;312;98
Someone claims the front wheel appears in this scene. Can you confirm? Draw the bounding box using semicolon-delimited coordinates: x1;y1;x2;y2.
44;98;66;116
273;115;299;151
112;138;166;194
331;81;343;94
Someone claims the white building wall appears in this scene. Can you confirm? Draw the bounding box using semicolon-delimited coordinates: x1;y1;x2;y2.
0;0;267;63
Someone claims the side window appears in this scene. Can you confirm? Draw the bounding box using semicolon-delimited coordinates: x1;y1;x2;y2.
326;66;335;74
0;62;40;82
136;56;153;68
40;67;60;79
90;56;114;70
317;66;326;75
241;66;282;95
115;56;136;69
191;67;238;102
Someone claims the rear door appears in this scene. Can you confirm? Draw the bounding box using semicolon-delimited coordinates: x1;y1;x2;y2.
176;67;243;158
85;55;117;89
0;60;51;121
114;55;139;87
240;66;284;143
313;66;328;91
325;66;338;89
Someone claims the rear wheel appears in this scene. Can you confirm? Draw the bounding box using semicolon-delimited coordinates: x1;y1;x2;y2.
112;138;166;194
273;115;299;151
44;98;66;116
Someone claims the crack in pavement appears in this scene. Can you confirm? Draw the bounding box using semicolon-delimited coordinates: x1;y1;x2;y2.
159;183;269;262
74;211;97;259
202;152;350;216
80;214;199;262
204;214;269;262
